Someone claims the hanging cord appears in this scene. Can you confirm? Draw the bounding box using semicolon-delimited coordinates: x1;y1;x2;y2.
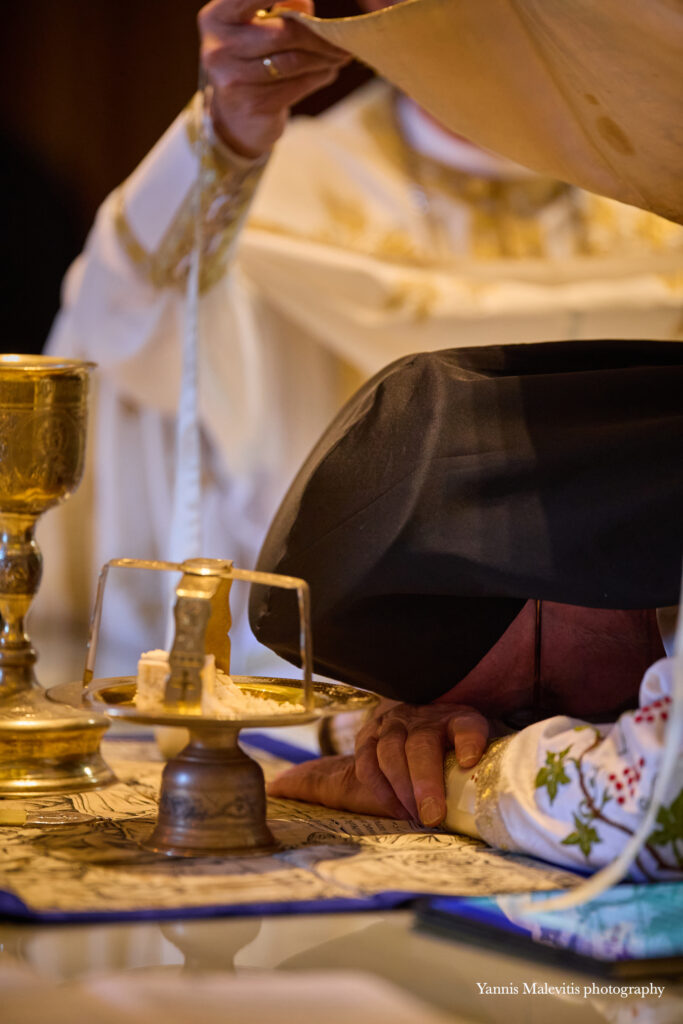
532;598;543;711
165;67;210;644
500;600;545;730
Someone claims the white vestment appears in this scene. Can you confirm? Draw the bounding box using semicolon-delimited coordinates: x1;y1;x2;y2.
43;81;683;669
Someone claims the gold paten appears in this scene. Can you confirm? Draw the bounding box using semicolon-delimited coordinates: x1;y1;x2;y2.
0;354;113;795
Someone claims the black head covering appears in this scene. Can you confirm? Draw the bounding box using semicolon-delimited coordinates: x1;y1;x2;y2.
249;340;683;702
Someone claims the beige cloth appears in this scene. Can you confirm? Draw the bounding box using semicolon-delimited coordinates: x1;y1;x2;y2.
289;0;683;223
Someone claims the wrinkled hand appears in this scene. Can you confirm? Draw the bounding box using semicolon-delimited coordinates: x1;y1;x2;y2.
199;0;351;158
268;754;412;819
355;699;489;827
269;700;489;827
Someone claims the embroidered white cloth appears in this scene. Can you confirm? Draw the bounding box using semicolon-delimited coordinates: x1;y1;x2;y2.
445;655;683;881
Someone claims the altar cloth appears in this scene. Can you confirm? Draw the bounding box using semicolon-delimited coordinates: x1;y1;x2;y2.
0;739;579;923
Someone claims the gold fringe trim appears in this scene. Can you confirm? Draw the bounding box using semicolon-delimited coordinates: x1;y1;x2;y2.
472;735;518;851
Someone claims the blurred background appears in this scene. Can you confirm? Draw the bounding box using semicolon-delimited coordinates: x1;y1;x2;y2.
1;0;369;355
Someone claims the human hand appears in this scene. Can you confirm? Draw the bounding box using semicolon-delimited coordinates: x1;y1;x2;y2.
198;0;351;158
355;699;489;827
268;754;412;819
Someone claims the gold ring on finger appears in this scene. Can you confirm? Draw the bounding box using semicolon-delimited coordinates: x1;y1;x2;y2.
262;55;282;80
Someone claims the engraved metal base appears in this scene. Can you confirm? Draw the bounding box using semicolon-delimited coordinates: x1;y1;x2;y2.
0;685;113;795
145;728;278;857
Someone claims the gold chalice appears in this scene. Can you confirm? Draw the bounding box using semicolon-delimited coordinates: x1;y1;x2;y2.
0;354;112;794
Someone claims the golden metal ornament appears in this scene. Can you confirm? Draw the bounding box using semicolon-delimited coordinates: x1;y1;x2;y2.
0;354;113;795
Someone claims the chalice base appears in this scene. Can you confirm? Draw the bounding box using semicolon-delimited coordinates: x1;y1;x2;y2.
0;685;114;795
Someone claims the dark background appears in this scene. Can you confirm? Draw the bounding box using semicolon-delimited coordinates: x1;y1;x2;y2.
1;0;368;354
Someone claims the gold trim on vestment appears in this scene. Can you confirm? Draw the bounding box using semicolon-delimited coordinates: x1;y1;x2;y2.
361;93;567;261
246;86;683;279
472;735;518;851
117;87;683;297
249;89;566;265
115;94;266;293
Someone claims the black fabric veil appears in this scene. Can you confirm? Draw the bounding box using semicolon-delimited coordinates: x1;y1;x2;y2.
249;340;683;702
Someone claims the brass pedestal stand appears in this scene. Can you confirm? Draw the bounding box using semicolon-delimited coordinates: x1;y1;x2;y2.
82;558;375;857
0;355;112;795
86;675;371;857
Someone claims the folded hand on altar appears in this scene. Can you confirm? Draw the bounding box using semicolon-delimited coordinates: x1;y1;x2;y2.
268;699;490;826
352;699;489;826
268;752;412;819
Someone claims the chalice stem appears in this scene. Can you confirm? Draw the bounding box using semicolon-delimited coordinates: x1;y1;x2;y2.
0;512;41;698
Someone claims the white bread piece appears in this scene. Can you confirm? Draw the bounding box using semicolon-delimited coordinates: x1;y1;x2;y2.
135;650;217;712
136;649;170;711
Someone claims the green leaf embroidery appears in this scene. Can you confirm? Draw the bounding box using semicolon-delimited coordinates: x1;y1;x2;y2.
535;746;571;804
561;814;602;859
648;788;683;866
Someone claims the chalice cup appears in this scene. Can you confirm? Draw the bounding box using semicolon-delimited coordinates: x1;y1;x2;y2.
0;354;112;794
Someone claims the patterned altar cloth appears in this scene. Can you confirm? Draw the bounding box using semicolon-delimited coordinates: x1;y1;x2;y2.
0;738;580;922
